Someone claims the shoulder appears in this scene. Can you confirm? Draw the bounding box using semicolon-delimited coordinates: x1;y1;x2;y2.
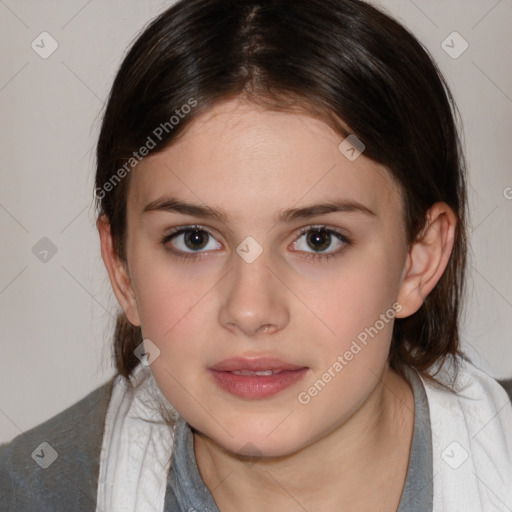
420;357;512;505
0;377;115;512
422;355;512;451
458;356;512;405
425;354;512;403
420;355;512;442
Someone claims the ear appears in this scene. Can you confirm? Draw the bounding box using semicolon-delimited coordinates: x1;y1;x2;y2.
396;202;457;319
97;215;141;327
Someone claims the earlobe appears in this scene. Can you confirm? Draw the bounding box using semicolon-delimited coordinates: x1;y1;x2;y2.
97;215;141;327
396;202;457;318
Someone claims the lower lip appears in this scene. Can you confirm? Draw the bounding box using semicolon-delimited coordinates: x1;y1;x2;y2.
209;368;308;399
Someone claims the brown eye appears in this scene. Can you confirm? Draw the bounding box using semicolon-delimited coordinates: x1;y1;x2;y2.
161;226;221;257
182;229;210;251
290;225;352;262
306;229;332;252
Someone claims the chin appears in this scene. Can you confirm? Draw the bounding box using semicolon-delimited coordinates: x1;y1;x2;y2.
203;420;309;460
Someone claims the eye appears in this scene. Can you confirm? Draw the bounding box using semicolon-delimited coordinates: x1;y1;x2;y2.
290;225;351;261
160;225;221;258
160;224;352;262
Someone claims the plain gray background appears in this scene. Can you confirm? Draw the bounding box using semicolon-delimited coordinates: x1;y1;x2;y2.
1;0;511;444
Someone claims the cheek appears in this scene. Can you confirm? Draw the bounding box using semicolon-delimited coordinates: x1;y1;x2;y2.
129;243;218;340
293;248;404;417
129;259;221;396
132;271;214;417
295;246;403;354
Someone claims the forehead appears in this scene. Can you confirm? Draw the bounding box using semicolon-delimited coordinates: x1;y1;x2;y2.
128;99;402;223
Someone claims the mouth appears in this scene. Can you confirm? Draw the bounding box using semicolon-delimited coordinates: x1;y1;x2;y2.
209;357;309;399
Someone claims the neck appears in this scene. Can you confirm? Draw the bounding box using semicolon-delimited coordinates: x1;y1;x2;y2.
193;366;414;512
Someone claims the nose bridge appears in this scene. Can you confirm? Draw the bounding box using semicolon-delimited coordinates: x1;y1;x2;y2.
218;245;289;335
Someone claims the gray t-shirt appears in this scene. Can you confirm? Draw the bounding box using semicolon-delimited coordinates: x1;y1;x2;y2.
164;367;434;511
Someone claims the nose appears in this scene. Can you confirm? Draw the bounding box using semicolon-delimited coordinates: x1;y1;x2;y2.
218;249;290;338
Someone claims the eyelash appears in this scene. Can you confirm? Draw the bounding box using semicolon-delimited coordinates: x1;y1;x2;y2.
159;225;217;262
293;225;352;262
159;224;352;262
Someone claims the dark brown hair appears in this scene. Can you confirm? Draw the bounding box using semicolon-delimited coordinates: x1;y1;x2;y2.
95;0;468;390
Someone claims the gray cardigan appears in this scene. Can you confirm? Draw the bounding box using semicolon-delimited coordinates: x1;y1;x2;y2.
1;375;511;511
0;378;113;511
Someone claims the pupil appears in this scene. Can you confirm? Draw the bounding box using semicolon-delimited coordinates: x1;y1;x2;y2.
185;230;208;250
307;229;330;251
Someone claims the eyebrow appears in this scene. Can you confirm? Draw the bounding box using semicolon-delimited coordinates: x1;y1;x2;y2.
141;196;376;223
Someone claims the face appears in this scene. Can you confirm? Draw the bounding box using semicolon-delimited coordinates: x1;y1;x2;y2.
121;98;411;457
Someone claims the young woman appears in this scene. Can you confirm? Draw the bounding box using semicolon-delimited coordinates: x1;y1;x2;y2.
1;0;511;510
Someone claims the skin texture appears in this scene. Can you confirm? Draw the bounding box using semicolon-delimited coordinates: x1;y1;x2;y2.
98;98;457;510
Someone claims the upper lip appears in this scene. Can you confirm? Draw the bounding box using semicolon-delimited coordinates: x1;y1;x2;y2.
210;357;307;372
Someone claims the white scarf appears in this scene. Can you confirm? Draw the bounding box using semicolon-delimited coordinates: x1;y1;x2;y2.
96;356;512;511
96;362;177;511
424;356;512;510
